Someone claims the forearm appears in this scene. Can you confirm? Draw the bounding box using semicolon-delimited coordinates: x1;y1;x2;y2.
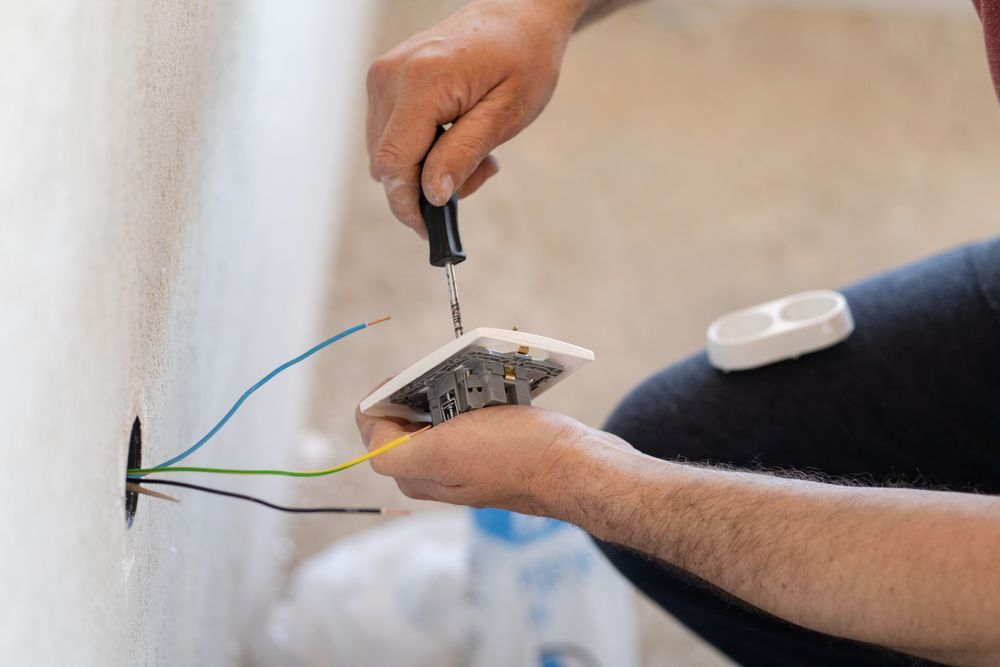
560;432;1000;665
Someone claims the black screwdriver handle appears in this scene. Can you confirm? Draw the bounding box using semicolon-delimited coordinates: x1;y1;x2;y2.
420;125;466;267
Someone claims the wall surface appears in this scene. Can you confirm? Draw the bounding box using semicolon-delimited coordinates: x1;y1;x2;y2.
0;1;372;665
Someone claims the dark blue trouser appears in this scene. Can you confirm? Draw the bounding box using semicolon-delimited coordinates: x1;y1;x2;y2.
596;238;1000;666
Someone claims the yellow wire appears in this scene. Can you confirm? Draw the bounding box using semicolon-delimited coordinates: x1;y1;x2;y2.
127;425;431;478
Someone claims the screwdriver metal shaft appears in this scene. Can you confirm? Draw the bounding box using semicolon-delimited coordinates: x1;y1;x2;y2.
420;125;468;340
444;261;464;338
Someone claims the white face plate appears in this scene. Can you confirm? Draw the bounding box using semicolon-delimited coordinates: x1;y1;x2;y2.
707;289;854;371
360;327;595;422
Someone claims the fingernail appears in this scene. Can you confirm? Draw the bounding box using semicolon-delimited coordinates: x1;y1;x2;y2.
430;175;453;206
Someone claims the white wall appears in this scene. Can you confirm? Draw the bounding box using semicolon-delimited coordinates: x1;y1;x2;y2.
0;1;373;665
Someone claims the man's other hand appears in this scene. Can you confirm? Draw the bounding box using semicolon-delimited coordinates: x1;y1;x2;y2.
366;0;587;237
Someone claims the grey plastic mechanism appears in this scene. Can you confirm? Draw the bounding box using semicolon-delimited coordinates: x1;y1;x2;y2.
388;347;563;425
360;327;595;425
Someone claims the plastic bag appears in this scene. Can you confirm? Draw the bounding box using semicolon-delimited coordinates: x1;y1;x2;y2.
252;509;638;667
468;508;639;667
252;511;471;667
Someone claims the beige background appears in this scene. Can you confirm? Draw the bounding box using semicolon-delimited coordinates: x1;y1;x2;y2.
297;1;1000;663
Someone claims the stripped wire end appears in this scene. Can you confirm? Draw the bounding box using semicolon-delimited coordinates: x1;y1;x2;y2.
366;315;392;327
379;508;412;517
126;481;179;503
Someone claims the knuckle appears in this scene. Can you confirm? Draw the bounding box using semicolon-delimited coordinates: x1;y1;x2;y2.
366;55;398;91
402;50;448;79
397;481;422;500
369;456;387;476
373;143;407;176
487;93;529;134
451;135;490;164
504;96;529;124
369;448;393;476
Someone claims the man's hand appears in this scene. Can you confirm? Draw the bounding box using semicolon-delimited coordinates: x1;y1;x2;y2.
355;402;1000;665
366;0;588;236
355;403;635;516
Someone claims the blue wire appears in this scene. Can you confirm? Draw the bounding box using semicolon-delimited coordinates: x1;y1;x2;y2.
150;322;369;470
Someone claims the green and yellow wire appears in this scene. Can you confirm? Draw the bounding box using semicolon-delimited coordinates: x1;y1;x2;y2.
127;425;429;478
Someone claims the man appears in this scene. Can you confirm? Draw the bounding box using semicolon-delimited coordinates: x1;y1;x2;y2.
356;1;1000;665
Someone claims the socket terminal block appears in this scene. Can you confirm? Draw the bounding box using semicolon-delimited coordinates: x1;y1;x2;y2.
387;346;564;425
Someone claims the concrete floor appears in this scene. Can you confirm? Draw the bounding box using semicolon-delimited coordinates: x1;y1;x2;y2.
292;1;1000;663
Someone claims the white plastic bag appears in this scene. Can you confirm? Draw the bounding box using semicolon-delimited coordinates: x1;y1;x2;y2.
252;508;638;667
252;511;471;667
468;508;639;667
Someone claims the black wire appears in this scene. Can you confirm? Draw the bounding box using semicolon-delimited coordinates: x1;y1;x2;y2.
128;478;385;514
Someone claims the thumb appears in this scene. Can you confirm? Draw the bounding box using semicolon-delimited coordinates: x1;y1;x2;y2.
421;95;519;206
355;401;412;452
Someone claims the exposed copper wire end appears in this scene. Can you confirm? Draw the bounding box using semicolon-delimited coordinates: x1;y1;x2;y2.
126;481;179;503
366;315;392;327
379;508;412;517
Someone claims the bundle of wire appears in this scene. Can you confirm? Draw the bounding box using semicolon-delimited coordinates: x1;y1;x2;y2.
127;316;426;515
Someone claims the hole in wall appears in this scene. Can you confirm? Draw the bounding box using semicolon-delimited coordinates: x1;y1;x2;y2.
125;417;142;528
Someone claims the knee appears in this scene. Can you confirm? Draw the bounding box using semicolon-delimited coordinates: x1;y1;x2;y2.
604;352;716;459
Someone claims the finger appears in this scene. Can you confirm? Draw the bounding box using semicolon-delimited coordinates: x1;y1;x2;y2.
366;91;379;180
456;155;500;199
366;53;401;181
355;375;428;441
396;478;438;501
382;171;427;239
366;422;435;480
371;91;397;182
398;477;476;507
421;95;516;206
374;97;440;232
358;414;411;452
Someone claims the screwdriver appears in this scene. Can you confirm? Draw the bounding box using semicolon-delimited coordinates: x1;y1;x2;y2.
420;125;466;338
